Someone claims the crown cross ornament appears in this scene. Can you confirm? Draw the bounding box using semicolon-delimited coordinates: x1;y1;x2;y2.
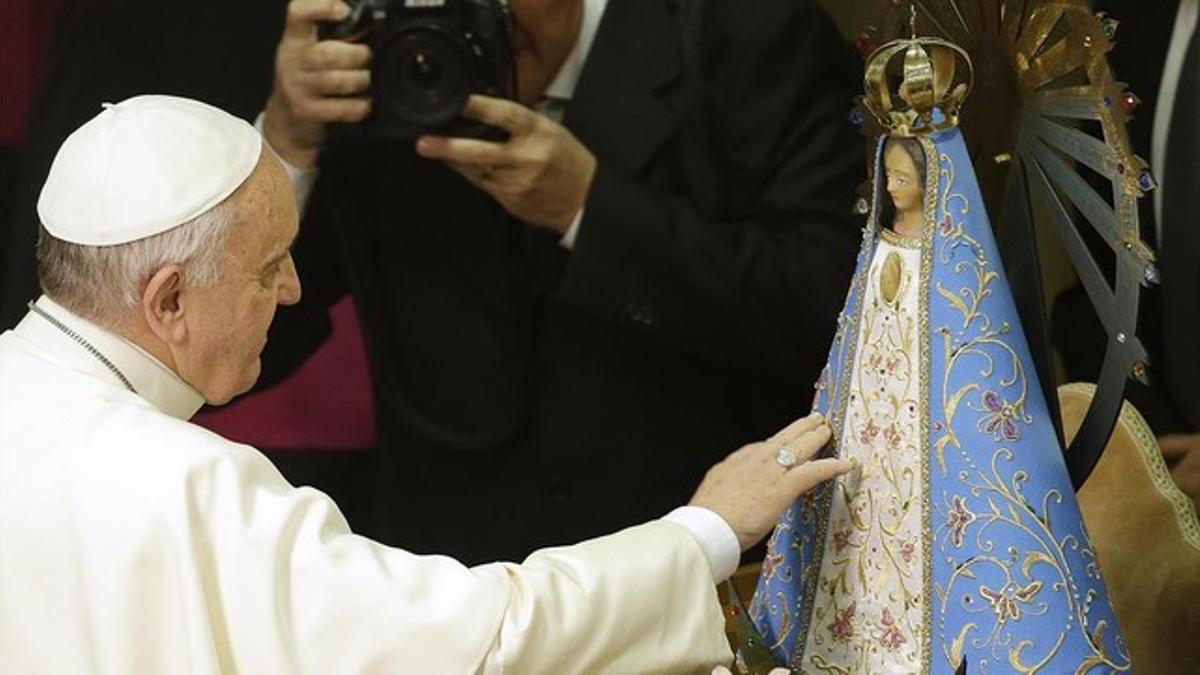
862;6;973;136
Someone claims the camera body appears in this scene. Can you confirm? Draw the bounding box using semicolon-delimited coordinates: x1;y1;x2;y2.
319;0;515;142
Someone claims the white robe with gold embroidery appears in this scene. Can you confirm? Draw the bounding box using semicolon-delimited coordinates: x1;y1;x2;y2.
801;231;925;674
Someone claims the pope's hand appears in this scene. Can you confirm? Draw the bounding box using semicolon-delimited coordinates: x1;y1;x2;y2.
415;95;597;234
689;413;851;551
264;0;372;169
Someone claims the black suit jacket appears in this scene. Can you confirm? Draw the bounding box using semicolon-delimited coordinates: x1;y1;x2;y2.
287;0;865;562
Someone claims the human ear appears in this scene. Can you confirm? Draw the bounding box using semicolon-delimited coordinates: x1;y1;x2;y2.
140;265;188;345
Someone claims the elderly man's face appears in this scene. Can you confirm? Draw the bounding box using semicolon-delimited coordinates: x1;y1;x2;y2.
177;153;301;404
510;0;583;104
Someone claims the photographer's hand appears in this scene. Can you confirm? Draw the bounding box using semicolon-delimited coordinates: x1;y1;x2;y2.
415;95;597;234
264;0;372;169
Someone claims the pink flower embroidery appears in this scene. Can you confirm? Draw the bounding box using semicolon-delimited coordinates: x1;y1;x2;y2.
940;214;955;236
828;601;856;642
899;539;916;564
832;528;852;553
860;418;881;445
762;551;785;582
978;390;1022;442
979;581;1042;624
879;608;906;651
867;352;883;371
947;495;976;548
885;423;904;450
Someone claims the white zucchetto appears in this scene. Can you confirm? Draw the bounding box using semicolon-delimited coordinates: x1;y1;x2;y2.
37;95;262;246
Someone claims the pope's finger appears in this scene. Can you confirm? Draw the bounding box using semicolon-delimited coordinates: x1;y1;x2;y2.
461;95;537;135
783;424;833;464
415;135;508;167
782;457;851;495
766;412;825;448
284;0;351;40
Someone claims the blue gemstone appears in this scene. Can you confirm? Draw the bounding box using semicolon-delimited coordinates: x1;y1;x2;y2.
1103;96;1113;108
849;108;864;126
1140;172;1153;190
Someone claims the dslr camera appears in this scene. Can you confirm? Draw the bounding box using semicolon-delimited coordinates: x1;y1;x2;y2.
319;0;515;141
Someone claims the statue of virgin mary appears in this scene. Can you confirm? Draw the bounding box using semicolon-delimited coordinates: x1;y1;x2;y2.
746;30;1130;674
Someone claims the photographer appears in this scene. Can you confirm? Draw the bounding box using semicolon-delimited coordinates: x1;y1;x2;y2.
264;0;865;562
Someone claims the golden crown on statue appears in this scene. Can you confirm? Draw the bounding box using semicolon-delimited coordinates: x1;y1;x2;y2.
862;8;974;137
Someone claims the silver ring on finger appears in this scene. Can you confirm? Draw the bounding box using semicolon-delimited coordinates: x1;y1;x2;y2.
775;448;797;470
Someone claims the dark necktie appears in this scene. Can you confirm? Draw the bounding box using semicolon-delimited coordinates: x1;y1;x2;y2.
1160;21;1200;429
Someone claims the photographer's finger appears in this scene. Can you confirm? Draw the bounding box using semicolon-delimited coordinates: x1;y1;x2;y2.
416;136;506;167
782;457;852;496
443;160;486;188
462;95;536;136
284;0;351;39
302;97;372;123
308;69;371;97
302;40;372;71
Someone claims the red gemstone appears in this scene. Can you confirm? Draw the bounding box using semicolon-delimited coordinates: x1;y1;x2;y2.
1122;93;1140;116
727;605;742;619
855;32;875;55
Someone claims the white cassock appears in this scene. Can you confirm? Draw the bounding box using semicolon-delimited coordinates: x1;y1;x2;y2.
0;296;733;674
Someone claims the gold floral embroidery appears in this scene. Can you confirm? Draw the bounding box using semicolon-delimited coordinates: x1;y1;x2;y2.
929;151;1131;673
800;235;925;674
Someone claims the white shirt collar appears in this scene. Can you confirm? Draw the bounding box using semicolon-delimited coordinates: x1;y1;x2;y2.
17;295;206;420
543;0;609;101
1152;0;1199;232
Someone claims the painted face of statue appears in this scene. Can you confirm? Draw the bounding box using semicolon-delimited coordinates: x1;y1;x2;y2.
884;138;926;238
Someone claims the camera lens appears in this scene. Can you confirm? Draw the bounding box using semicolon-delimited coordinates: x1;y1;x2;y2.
406;51;443;91
377;27;474;129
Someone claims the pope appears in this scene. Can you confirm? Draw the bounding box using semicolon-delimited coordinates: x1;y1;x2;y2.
0;95;851;673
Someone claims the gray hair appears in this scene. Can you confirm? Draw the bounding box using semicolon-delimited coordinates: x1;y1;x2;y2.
36;199;236;330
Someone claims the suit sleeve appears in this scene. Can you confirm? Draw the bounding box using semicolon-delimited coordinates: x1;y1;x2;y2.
557;0;864;382
204;443;731;673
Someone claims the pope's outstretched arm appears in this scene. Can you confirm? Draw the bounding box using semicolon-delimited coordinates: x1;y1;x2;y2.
186;414;844;672
0;93;849;674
